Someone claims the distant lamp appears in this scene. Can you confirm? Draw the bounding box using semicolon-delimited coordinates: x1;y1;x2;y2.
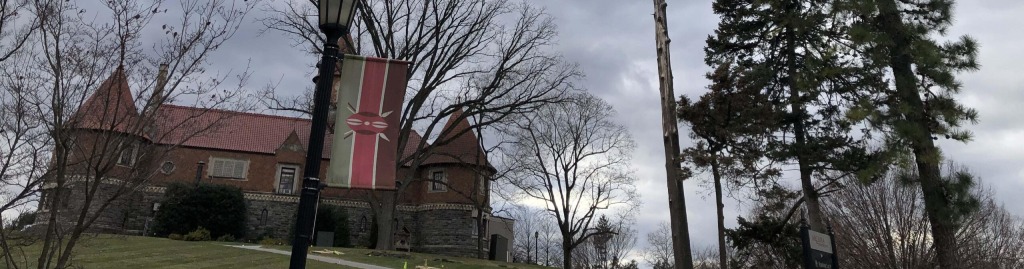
318;0;360;35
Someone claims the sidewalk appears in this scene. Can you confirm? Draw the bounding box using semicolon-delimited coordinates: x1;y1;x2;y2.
230;245;393;269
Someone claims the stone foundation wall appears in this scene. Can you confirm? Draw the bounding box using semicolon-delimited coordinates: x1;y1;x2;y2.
414;207;489;257
35;181;162;235
245;197;298;240
36;183;492;258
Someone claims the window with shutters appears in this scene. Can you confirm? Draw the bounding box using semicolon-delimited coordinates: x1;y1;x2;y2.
209;157;248;179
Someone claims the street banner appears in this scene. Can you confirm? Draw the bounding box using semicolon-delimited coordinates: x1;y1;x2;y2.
327;55;409;189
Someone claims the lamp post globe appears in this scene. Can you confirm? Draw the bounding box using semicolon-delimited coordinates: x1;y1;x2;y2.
318;0;359;36
289;1;360;268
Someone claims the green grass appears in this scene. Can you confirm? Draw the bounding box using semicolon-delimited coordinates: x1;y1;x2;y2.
11;235;550;269
11;235;355;269
266;245;552;269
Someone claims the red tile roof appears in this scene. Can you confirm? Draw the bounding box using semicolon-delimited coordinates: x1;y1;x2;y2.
75;68;490;166
152;105;335;158
73;66;142;135
401;131;426;163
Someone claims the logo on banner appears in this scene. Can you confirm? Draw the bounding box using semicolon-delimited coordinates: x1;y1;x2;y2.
327;55;410;190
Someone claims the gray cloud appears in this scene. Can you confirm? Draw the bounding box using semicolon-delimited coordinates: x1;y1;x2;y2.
529;0;1024;261
211;0;1024;266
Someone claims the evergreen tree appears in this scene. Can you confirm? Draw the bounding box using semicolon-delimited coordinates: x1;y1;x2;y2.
678;63;781;269
838;0;981;267
705;0;885;232
725;186;803;269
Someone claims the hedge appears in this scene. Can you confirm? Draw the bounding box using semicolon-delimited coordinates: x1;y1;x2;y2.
152;183;247;239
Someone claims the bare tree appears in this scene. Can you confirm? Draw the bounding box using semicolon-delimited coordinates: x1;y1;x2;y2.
0;0;42;266
644;222;674;269
507;204;544;264
646;227;732;269
259;0;579;250
824;163;1024;269
504;93;639;269
692;246;723;269
0;0;258;268
605;213;638;268
538;215;562;267
571;213;638;269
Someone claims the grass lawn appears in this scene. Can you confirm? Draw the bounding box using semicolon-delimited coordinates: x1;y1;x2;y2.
264;245;552;269
12;235;549;269
12;235;354;269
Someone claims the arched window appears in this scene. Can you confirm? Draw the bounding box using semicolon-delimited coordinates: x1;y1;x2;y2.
360;215;368;232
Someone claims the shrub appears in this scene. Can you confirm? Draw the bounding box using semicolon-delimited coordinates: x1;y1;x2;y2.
6;211;36;231
168;233;183;240
216;234;236;242
152;183;247;239
184;227;212;241
313;205;352;247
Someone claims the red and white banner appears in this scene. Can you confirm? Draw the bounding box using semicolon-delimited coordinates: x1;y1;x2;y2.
327;55;409;189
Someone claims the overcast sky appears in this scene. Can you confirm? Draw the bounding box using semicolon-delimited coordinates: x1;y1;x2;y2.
205;0;1024;264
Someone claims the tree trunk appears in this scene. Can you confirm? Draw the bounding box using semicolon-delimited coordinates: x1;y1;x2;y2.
55;228;85;267
563;237;573;269
373;193;396;250
651;1;695;268
476;211;485;259
38;122;69;269
710;158;727;269
783;0;826;232
875;1;959;267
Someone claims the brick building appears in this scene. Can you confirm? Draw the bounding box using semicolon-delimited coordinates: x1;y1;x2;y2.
35;67;514;258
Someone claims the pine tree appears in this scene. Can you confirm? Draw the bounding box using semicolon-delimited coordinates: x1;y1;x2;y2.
678;63;781;269
705;0;884;232
838;0;981;267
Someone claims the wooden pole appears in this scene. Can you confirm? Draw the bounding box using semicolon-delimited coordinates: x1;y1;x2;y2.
651;1;694;268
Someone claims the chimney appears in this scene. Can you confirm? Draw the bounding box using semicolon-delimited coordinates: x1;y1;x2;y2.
152;63;169;106
143;64;169;136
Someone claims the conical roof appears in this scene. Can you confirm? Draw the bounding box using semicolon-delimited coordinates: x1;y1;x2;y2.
73;66;142;135
422;109;491;168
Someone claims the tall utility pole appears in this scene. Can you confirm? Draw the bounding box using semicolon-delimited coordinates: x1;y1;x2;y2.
651;1;694;268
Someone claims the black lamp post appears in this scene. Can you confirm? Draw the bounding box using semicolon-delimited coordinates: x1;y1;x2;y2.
534;231;539;265
289;0;359;268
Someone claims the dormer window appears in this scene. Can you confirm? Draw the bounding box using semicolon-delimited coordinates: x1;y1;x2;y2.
429;170;447;192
